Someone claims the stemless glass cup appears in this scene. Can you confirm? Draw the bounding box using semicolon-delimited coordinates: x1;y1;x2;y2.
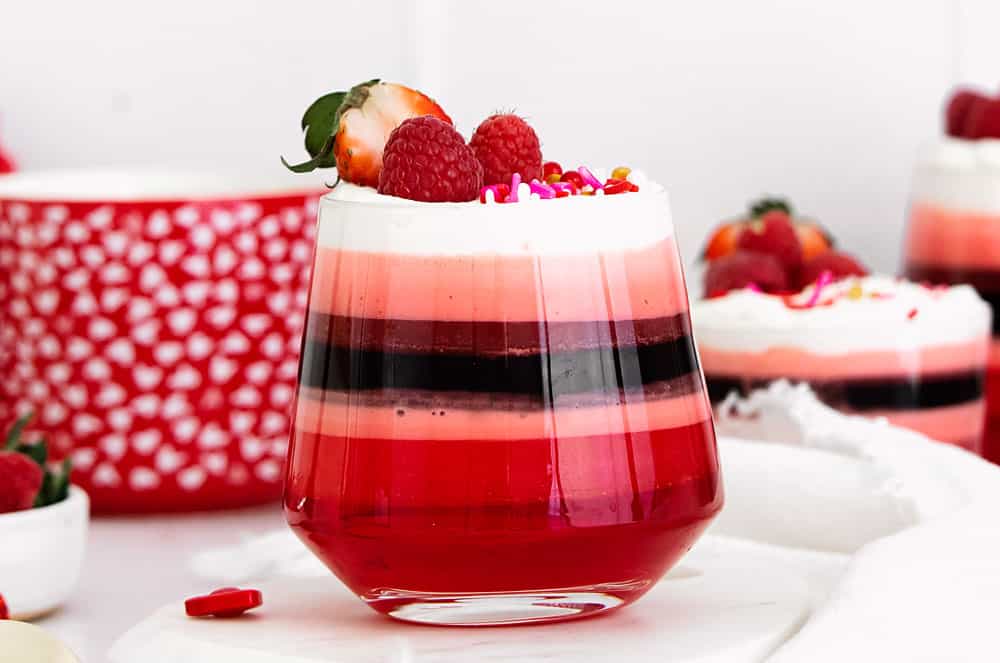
284;188;723;626
903;149;1000;461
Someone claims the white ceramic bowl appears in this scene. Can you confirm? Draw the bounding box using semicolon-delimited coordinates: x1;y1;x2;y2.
0;487;89;619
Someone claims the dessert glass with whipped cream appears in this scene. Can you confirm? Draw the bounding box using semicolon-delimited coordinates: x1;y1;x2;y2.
694;276;991;452
904;136;1000;461
284;182;722;625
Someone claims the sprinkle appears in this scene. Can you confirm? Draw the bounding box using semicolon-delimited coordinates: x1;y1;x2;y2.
529;179;557;199
577;166;604;190
846;283;864;300
907;308;919;320
479;185;499;204
746;283;762;293
803;270;833;307
507;173;522;202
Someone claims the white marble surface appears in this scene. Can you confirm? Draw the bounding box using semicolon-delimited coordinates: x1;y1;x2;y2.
107;536;817;663
38;506;285;663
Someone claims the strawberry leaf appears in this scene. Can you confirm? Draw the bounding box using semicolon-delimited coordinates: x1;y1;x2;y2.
34;458;72;508
301;91;347;158
16;440;47;467
5;412;32;450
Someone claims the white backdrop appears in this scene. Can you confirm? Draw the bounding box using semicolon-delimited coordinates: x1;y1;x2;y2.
3;0;999;271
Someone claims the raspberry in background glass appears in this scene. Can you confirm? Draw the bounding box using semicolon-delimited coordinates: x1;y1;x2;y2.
282;79;722;626
903;87;1000;462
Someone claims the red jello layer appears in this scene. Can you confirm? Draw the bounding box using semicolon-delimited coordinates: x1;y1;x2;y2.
907;203;1000;270
698;337;988;381
307;237;688;322
284;421;722;597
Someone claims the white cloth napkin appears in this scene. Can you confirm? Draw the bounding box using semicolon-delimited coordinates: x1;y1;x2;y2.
714;382;1000;663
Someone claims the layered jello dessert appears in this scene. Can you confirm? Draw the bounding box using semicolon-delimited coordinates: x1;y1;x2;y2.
695;198;991;452
282;79;722;625
904;88;1000;461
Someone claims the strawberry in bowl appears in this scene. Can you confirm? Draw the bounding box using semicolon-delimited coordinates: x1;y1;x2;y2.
0;414;87;620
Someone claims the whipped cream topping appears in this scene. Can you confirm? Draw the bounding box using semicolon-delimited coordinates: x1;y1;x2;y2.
911;138;1000;213
692;275;992;354
316;173;671;256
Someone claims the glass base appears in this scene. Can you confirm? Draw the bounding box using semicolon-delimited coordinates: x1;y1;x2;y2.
364;585;642;626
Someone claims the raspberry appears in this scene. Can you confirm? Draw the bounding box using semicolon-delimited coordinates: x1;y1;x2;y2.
0;452;43;514
965;98;1000;140
946;89;989;138
798;251;868;288
704;250;788;297
737;211;803;273
377;116;483;202
469;114;542;186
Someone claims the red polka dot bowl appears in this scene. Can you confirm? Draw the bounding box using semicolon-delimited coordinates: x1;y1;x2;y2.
0;170;325;512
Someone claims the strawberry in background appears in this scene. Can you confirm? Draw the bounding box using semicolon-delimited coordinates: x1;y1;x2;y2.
0;125;15;174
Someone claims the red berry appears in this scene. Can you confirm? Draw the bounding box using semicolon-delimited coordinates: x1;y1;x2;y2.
0;144;15;175
946;89;990;138
0;593;8;620
542;161;562;178
185;587;263;618
469;114;543;185
560;170;584;188
798;251;868;288
0;451;43;514
965;98;1000;140
377;116;483;202
736;211;803;273
704;250;788;297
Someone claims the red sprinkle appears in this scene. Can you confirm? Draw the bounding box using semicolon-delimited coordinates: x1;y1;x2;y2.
0;593;8;620
542;161;563;178
603;178;631;195
908;308;919;320
185;587;263;618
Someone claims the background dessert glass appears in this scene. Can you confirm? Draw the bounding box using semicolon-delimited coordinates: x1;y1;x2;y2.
695;276;991;453
903;141;1000;461
284;185;722;626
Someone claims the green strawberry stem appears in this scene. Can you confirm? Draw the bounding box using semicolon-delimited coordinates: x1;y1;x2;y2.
750;197;792;218
4;412;72;508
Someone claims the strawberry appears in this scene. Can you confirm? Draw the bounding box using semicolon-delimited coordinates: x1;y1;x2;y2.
0;593;8;619
946;89;990;138
702;221;747;261
469;114;543;186
0;413;72;513
964;97;1000;140
283;79;451;187
377;116;483;202
798;251;868;288
704;250;788;297
0;452;43;513
736;210;803;273
795;223;835;262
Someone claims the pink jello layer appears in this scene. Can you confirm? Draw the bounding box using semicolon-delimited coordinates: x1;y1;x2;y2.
698;337;988;380
907;203;1000;270
308;238;688;322
294;389;712;441
868;400;985;452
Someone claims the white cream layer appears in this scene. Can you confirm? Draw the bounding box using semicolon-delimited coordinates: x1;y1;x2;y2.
692;275;991;354
911;138;1000;213
316;175;672;256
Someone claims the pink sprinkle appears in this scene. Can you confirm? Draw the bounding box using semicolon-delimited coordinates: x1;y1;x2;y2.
551;181;575;194
908;308;919;320
508;173;522;203
577;166;604;190
746;283;762;293
479;184;500;204
804;270;832;307
529;179;556;199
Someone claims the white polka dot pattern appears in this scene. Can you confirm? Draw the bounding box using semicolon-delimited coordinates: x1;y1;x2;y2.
0;193;320;512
